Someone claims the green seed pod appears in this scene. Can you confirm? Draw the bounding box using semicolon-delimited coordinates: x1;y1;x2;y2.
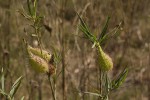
27;45;51;62
28;52;49;73
97;44;113;71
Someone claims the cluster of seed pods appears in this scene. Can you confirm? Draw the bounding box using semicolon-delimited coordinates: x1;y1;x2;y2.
27;45;55;75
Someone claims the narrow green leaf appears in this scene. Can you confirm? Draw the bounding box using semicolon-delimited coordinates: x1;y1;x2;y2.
33;0;37;9
99;20;123;44
31;34;38;37
78;22;91;37
33;0;37;17
9;76;23;98
0;89;12;100
11;76;23;88
78;25;92;41
53;50;61;65
83;92;102;97
21;96;25;100
98;16;110;41
76;12;89;32
111;68;128;89
76;11;97;43
27;0;33;16
116;68;128;85
1;67;5;91
18;8;32;20
0;89;7;96
111;21;123;38
99;33;108;44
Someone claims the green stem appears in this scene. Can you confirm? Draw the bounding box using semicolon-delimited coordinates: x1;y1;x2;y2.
100;69;103;95
97;43;106;100
97;43;103;56
47;74;56;100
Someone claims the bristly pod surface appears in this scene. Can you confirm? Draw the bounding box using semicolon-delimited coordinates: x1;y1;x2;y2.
97;44;113;71
27;45;56;75
27;45;52;62
28;52;49;73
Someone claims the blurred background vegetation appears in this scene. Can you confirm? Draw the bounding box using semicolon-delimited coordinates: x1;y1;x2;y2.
0;0;150;100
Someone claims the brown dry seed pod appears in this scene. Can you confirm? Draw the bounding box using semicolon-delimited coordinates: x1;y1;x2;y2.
48;54;56;75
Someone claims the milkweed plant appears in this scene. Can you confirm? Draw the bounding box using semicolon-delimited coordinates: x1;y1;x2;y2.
19;0;58;100
77;12;128;100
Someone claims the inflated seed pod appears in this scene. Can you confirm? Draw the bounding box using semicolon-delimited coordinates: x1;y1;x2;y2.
97;45;113;71
27;45;51;62
28;52;49;73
